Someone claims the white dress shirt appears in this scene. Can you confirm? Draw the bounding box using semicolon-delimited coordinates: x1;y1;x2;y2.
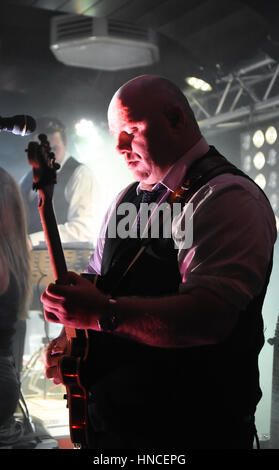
29;154;95;247
86;137;277;312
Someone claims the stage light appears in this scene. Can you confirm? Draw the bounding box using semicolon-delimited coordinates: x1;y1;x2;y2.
75;119;96;137
268;171;278;188
243;155;252;172
270;193;278;211
252;129;265;148
253;152;265;170
185;77;212;92
241;124;279;233
74;119;103;166
254;173;266;189
265;126;277;145
267;148;277;166
241;134;251;151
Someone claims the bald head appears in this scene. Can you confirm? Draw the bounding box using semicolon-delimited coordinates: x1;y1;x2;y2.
107;74;202;186
109;74;199;129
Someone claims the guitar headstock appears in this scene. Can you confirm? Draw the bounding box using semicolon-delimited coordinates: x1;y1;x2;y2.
25;133;60;191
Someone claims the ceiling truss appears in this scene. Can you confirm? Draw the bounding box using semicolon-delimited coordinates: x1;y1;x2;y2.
185;56;279;134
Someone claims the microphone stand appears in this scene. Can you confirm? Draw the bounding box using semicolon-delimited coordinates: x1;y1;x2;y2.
267;312;279;449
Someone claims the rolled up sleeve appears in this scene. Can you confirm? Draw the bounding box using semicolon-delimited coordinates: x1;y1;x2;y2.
178;174;277;311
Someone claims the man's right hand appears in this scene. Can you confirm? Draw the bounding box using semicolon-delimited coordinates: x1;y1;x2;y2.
42;329;67;385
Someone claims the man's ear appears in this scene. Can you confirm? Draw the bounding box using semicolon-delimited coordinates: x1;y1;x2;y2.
165;105;185;130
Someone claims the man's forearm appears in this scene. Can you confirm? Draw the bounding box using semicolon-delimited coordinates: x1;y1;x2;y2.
105;288;239;348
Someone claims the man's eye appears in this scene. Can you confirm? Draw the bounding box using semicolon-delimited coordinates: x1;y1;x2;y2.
125;126;137;132
127;128;138;135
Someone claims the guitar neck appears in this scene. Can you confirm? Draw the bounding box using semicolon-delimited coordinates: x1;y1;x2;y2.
38;188;67;281
37;187;76;338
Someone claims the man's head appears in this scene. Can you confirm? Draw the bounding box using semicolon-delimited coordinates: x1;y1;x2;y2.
36;117;67;165
108;75;201;187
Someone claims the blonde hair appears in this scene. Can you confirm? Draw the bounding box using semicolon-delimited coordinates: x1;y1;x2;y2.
0;167;32;318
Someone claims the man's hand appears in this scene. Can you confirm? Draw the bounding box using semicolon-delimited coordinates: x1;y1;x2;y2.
42;330;67;385
40;271;107;329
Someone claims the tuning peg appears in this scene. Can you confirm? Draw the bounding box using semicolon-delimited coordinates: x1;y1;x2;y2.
38;133;48;143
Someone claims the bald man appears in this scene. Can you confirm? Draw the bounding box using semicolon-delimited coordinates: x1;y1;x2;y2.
41;75;276;450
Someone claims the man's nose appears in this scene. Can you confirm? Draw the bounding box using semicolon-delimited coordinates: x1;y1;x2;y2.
116;131;133;154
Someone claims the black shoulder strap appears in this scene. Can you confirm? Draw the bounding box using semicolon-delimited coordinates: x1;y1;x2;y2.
170;146;269;205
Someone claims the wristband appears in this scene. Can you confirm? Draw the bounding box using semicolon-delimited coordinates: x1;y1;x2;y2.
98;298;118;332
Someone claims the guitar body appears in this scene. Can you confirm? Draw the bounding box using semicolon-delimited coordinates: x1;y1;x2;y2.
59;329;90;448
58;273;98;448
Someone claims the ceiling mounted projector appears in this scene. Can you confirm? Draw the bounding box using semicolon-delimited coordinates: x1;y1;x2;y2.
50;14;160;71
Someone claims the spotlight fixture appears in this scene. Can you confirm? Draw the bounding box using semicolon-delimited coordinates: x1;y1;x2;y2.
253;152;265;170
265;126;277;145
252;129;265;148
267;149;277;166
270;193;278;211
185;77;212;92
243;155;252;172
241;123;279;232
268;171;278;188
254;173;266;190
241;134;251;151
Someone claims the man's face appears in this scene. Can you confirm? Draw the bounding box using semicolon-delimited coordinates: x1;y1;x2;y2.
48;131;66;165
108;94;176;186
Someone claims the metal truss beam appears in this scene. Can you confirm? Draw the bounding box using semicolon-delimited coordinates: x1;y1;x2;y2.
184;55;279;134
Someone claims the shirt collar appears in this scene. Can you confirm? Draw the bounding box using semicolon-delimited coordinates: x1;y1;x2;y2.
57;152;70;171
136;136;210;195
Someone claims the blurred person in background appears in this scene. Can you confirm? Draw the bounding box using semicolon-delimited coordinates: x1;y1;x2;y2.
0;167;32;446
20;117;95;248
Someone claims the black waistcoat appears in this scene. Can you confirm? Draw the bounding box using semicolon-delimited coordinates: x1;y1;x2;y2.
20;157;80;234
87;148;273;432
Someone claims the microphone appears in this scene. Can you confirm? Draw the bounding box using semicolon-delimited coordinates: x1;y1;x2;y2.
0;115;36;136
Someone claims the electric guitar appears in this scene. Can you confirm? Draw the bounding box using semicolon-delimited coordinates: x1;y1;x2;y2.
26;134;91;448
